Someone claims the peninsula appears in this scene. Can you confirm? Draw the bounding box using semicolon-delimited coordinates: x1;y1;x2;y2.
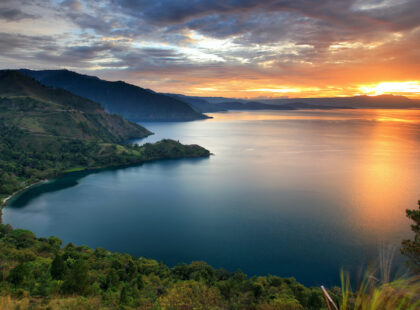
0;71;210;206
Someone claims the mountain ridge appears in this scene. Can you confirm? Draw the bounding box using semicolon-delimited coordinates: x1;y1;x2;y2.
166;93;420;112
0;70;151;142
19;69;209;121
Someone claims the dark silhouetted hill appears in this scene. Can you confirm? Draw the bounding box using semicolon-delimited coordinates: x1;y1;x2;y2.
20;69;209;121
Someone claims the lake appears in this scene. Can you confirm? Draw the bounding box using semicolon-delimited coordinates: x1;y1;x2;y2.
3;109;420;286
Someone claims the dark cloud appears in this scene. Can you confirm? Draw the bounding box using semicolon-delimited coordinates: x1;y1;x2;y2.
0;7;36;21
0;32;53;54
111;0;420;31
85;0;420;53
1;0;419;96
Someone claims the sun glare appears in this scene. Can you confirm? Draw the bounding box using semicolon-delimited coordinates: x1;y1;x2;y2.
358;81;420;96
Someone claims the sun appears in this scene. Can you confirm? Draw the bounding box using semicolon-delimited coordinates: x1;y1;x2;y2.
358;81;420;97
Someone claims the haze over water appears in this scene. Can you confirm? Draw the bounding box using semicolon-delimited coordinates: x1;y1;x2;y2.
3;109;420;286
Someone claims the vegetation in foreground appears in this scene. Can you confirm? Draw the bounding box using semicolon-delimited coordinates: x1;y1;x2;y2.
0;206;419;310
0;223;328;310
328;201;420;310
401;201;420;274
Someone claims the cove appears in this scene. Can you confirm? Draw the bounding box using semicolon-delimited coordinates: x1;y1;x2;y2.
3;109;420;286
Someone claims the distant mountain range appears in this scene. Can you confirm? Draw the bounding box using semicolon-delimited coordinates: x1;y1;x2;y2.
169;93;420;112
20;69;209;122
259;95;420;109
168;94;353;112
17;69;420;119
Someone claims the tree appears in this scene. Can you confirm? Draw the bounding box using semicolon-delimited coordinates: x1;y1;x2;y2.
119;286;129;305
136;274;144;290
401;200;420;273
62;259;90;295
0;223;13;238
48;236;62;252
105;269;119;291
126;259;137;280
6;229;36;248
158;281;224;309
51;254;67;280
8;263;29;286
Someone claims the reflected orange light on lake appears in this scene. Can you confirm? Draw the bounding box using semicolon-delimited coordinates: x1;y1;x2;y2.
207;109;420;241
345;110;420;237
207;109;420;124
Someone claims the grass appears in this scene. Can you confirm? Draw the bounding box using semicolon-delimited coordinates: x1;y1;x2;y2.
336;273;420;310
323;246;420;310
63;167;86;173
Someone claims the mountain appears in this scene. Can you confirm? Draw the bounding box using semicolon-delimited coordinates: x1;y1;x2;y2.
260;95;420;109
168;94;419;112
0;70;210;201
166;95;293;112
167;94;227;112
210;101;295;110
0;70;151;143
20;69;209;121
168;94;353;112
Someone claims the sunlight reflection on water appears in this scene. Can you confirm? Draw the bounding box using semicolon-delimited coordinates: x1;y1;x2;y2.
4;109;420;286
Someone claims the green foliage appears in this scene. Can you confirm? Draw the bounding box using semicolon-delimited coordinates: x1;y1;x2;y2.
62;259;90;295
119;285;129;305
5;229;36;249
0;70;210;204
0;123;209;199
0;224;325;309
51;254;67;280
335;271;420;310
7;263;29;286
0;223;418;309
401;200;420;273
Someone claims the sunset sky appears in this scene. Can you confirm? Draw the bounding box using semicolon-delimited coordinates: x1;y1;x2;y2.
1;0;420;98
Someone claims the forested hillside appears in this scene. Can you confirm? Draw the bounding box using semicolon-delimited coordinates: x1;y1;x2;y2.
0;223;327;309
0;71;209;202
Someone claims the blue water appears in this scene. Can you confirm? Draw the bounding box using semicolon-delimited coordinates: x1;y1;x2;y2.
4;110;420;286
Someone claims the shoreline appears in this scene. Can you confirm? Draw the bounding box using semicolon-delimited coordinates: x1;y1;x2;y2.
0;152;211;211
1;179;50;208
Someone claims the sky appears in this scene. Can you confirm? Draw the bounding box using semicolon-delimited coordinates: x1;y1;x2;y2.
1;0;420;98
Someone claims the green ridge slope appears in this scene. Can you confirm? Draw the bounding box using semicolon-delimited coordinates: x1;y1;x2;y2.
0;71;210;202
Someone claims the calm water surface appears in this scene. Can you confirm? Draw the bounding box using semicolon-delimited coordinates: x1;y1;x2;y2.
3;109;420;286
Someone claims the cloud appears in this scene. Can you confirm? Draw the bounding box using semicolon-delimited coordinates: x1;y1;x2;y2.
0;32;53;54
1;0;419;97
0;7;36;21
61;0;83;11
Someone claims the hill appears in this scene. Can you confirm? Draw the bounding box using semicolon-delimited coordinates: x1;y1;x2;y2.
168;94;419;112
0;70;151;143
0;71;210;201
20;69;209;121
169;94;353;112
260;94;420;109
167;93;228;112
